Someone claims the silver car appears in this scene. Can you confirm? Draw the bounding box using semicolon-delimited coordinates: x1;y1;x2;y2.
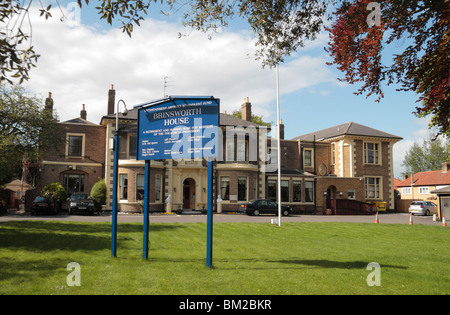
408;201;437;216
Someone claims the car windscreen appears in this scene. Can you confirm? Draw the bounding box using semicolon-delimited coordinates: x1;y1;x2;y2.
34;196;51;202
410;201;423;205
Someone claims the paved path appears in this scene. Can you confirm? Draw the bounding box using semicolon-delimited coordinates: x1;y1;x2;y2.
0;210;445;226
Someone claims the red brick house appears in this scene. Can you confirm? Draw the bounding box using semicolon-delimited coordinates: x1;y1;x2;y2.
40;95;106;198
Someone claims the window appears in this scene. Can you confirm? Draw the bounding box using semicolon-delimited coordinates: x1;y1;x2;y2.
348;188;355;199
155;175;161;201
63;174;85;195
419;187;429;194
68;135;83;157
129;134;137;158
136;174;144;200
119;174;128;200
293;181;302;202
267;180;277;200
304;149;313;167
402;187;411;195
220;177;230;200
305;181;314;202
365;177;381;199
253;177;257;200
281;180;289;202
226;141;234;162
238;176;247;201
364;142;379;164
237;141;246;161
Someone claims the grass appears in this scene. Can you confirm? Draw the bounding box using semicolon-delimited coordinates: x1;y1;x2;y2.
0;220;449;295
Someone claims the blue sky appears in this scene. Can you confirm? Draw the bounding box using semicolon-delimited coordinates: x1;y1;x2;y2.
21;0;438;178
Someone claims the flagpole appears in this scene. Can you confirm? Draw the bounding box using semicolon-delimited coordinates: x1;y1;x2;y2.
276;64;281;227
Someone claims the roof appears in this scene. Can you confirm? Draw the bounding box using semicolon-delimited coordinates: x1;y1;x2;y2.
292;122;402;141
397;170;450;187
101;110;262;128
431;186;450;194
62;117;100;126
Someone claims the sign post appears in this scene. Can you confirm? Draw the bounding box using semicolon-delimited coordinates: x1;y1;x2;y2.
136;96;219;261
206;160;213;268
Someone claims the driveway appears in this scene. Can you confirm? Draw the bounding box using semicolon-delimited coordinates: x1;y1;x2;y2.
0;210;444;226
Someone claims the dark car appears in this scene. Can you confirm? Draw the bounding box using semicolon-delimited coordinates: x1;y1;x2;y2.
240;199;291;216
69;193;96;215
31;196;59;215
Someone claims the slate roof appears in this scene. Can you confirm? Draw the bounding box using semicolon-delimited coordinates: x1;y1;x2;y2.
61;117;100;126
292;122;402;141
102;110;263;128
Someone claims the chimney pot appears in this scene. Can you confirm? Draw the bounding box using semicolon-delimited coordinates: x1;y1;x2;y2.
80;104;87;120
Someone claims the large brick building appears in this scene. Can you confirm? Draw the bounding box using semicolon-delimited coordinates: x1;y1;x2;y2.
40;95;106;197
38;86;402;214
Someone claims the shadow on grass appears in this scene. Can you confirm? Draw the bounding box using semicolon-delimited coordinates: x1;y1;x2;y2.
0;221;185;252
143;257;407;271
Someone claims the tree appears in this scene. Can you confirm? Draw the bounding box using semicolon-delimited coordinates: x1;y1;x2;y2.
2;0;449;135
326;0;449;137
401;137;450;176
0;85;65;185
231;110;272;127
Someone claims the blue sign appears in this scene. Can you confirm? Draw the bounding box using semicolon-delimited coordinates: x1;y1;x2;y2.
136;96;220;160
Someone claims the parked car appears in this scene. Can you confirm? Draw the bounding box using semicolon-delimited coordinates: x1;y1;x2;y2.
408;201;437;216
240;199;291;216
69;193;96;215
31;196;59;215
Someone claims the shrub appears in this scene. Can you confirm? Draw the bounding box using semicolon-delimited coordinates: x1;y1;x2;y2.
90;179;106;211
41;182;67;206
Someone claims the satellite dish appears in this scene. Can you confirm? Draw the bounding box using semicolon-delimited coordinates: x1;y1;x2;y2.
319;164;327;176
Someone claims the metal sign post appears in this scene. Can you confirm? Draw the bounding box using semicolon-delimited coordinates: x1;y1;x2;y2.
135;96;220;261
206;160;214;268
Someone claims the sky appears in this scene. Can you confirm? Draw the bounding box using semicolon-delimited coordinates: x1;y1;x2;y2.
18;1;440;178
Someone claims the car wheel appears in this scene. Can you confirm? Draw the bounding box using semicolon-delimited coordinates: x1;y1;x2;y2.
425;210;430;216
253;209;260;216
282;210;290;216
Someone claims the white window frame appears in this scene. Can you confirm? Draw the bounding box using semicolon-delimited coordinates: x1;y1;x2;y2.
418;187;429;195
66;133;85;158
402;187;411;195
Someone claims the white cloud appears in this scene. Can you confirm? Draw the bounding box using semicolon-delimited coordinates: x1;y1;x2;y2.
21;5;337;126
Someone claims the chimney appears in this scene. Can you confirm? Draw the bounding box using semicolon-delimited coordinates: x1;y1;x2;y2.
108;84;115;115
45;92;53;115
275;119;285;140
442;161;450;173
80;104;87;120
241;97;252;122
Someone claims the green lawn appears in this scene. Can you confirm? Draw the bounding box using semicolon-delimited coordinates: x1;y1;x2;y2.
0;220;449;294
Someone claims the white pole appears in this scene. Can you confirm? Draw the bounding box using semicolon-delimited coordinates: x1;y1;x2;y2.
276;64;281;227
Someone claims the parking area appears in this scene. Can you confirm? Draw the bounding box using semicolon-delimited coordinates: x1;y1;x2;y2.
0;210;445;226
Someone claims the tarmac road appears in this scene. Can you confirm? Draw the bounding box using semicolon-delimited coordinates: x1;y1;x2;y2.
0;210;445;226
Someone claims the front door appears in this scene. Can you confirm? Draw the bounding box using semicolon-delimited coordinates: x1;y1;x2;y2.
183;186;190;209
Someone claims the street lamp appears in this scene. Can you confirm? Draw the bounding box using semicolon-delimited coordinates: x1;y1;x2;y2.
111;99;128;257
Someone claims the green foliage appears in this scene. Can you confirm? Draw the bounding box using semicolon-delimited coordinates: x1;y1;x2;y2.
41;182;67;204
231;110;272;127
0;85;65;185
401;137;450;176
90;178;106;211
